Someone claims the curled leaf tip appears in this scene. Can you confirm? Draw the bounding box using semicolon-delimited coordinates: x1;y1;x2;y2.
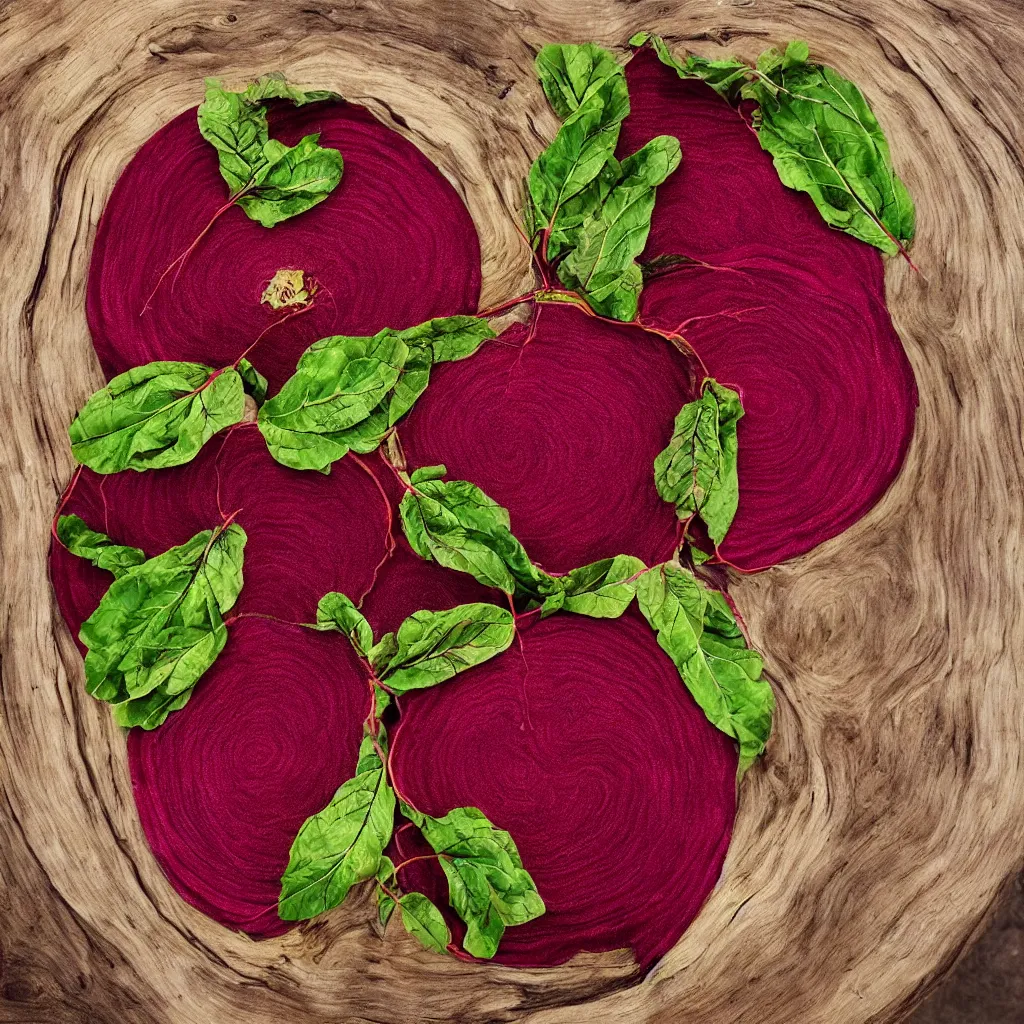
261;268;318;310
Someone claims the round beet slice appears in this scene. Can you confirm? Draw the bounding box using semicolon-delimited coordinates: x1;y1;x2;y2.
400;305;692;573
49;428;391;645
127;617;366;937
640;261;917;570
88;99;481;391
389;611;738;967
617;48;917;569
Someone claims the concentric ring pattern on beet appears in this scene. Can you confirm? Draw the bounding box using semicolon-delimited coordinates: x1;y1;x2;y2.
49;37;918;969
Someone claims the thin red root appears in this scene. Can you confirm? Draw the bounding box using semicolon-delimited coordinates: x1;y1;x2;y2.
232;302;315;369
140;195;240;315
51;465;84;547
349;453;397;606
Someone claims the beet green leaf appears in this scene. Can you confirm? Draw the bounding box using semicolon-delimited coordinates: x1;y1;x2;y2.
259;317;493;471
398;467;558;599
372;603;516;694
632;33;915;256
279;729;395;920
69;362;254;474
743;43;915;255
242;73;339;107
397;893;451;954
400;468;645;619
74;521;246;729
655;378;743;549
637;562;774;774
527;43;680;320
556;133;681;320
401;804;544;959
630;31;750;99
535;42;623;120
525;44;629;246
236;357;268;406
547;553;647;618
56;514;145;578
317;591;374;658
198;77;343;228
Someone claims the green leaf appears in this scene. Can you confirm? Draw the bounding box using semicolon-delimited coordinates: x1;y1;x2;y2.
317;591;373;657
259;317;492;471
743;47;915;254
198;77;343;226
398;892;451;954
376;604;515;694
56;514;145;579
242;73;339;106
636;563;774;774
237;133;344;229
556;133;681;320
409;464;447;484
236;357;268;405
535;43;623;120
398;315;495;365
402;804;544;959
257;329;408;471
398;471;558;600
279;731;396;920
654;378;743;548
376;855;397;927
558;554;647;618
632;31;751;99
198;80;270;195
526;45;629;243
78;522;246;729
69;362;245;474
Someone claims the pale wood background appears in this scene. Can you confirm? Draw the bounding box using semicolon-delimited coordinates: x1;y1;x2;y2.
2;1;1023;1021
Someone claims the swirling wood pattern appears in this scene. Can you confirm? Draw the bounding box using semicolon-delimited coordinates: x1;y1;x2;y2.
1;1;1023;1021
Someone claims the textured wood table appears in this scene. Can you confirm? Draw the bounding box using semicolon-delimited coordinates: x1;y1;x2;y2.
2;1;1023;1021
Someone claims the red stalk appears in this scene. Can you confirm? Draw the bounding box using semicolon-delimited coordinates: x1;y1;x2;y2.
140;192;246;315
348;453;397;607
50;465;84;548
231;301;315;369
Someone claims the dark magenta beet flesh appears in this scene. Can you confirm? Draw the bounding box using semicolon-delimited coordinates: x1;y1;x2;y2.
87;100;481;391
389;611;738;967
401;307;691;574
49;427;390;643
48;50;921;963
127;618;366;936
621;49;918;569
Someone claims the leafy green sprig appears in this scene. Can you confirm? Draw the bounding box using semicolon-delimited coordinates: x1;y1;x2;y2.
279;592;544;958
630;33;917;264
143;75;344;311
385;452;774;775
55;512;248;729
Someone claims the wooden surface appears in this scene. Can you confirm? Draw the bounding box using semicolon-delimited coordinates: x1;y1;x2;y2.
2;1;1023;1021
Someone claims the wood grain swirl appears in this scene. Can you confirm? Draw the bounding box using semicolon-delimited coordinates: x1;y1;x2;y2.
2;1;1023;1021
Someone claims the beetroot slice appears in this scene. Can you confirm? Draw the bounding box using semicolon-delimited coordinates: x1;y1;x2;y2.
127;618;367;937
400;306;690;573
618;49;918;569
641;263;917;569
389;611;738;967
87;100;481;391
620;47;888;276
49;428;390;644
